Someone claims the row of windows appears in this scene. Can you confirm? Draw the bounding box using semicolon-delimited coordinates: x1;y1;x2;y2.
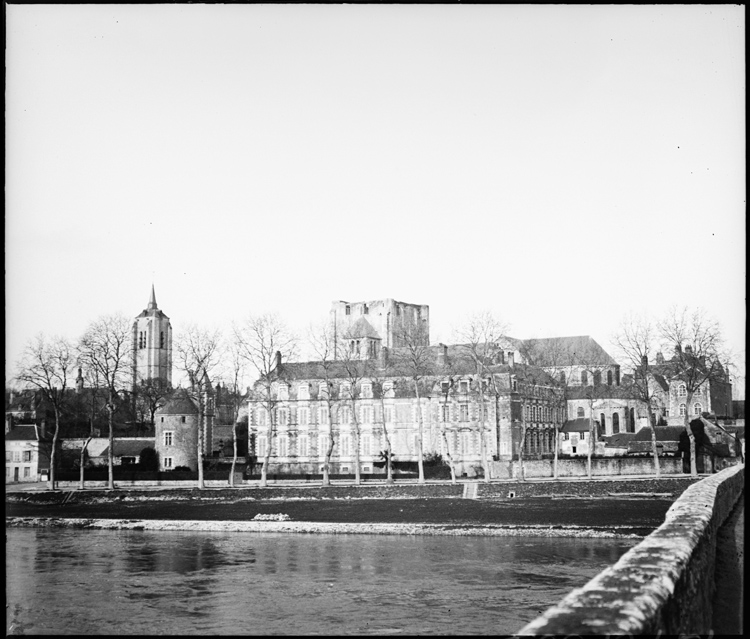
558;369;620;386
257;431;486;458
6;466;32;478
523;405;561;423
5;450;33;462
679;403;703;416
253;402;499;427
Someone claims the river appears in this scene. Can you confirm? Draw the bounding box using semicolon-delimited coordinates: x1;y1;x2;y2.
6;528;637;635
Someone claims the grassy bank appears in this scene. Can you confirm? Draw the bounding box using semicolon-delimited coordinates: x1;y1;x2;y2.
5;477;699;534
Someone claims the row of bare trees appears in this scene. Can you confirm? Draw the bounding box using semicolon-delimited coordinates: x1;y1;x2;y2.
13;305;732;490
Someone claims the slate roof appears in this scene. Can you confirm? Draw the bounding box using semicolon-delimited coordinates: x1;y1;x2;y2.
603;433;637;447
5;425;43;441
561;418;600;433
633;426;686;442
156;389;198;415
521;336;618;367
99;439;155;458
565;383;641;400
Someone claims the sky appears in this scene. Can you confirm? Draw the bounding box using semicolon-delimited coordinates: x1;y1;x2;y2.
5;5;746;395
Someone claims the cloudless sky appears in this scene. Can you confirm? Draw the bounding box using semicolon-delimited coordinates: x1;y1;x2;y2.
5;5;745;393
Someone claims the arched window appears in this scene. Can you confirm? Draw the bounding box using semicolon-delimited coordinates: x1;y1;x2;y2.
607;370;613;386
694;403;702;415
629;408;635;433
524;404;529;420
612;413;620;433
577;407;585;418
581;371;588;386
678;384;687;397
594;370;602;386
679;403;687;416
600;413;606;432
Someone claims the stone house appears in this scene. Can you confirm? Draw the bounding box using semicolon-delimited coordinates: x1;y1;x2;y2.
154;387;214;471
5;423;50;483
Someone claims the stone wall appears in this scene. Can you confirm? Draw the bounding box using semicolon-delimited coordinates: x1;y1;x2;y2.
490;456;684;479
515;464;744;635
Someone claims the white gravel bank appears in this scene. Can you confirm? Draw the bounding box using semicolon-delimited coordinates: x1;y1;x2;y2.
6;517;642;538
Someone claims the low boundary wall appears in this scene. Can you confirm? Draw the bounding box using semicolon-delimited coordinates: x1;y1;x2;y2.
516;464;744;636
490;456;683;479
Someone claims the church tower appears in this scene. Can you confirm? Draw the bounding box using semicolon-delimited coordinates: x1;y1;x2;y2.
132;285;172;387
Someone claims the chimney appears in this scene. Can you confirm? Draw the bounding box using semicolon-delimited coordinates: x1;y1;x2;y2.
437;343;447;366
275;350;282;372
641;355;648;367
40;418;47;439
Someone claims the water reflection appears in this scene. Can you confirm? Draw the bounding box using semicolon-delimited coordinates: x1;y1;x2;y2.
7;528;637;636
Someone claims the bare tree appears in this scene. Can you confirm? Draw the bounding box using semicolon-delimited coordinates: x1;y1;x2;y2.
613;313;663;477
658;307;729;477
307;319;343;487
338;331;378;486
367;351;397;484
234;313;297;487
79;313;133;490
221;341;248;488
75;363;105;489
437;375;459;483
15;334;73;490
393;322;433;484
134;377;172;432
454;311;509;483
174;323;223;489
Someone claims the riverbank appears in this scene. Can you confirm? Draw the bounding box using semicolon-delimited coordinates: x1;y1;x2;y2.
6;476;699;536
5;516;646;537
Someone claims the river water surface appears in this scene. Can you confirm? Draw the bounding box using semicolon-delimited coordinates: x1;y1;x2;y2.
6;528;637;635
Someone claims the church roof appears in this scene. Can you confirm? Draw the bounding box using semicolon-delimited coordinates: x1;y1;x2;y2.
521;336;618;367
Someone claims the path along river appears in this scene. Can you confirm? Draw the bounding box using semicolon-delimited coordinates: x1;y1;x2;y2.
6;527;637;635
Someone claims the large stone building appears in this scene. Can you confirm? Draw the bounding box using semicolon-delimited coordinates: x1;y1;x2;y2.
331;299;430;358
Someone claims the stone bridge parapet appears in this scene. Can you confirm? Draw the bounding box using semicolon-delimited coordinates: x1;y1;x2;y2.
516;464;744;636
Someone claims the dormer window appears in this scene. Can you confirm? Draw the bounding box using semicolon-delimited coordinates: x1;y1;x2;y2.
383;381;395;398
459;380;469;394
441;381;450;395
319;382;328;398
363;304;368;315
361;383;372;399
298;384;309;400
278;384;288;401
340;382;351;398
345;305;351;315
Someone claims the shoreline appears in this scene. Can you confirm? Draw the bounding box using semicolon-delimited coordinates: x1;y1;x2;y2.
5;516;645;537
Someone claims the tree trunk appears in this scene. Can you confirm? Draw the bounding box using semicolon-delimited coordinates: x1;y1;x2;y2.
261;406;273;487
684;391;698;477
414;384;425;484
197;397;205;490
352;401;361;486
49;411;61;491
322;402;335;487
587;413;594;479
476;381;490;483
107;393;115;490
441;427;457;484
649;408;661;478
79;436;92;490
553;423;559;480
229;421;238;487
378;398;394;484
517;412;527;481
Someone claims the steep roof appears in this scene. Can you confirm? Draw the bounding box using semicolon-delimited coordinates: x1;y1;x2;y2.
521;336;618;367
156;389;198;415
135;285;169;320
344;317;381;339
5;425;43;441
565;383;642;400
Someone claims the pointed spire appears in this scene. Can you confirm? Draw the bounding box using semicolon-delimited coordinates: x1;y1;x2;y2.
148;284;158;311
